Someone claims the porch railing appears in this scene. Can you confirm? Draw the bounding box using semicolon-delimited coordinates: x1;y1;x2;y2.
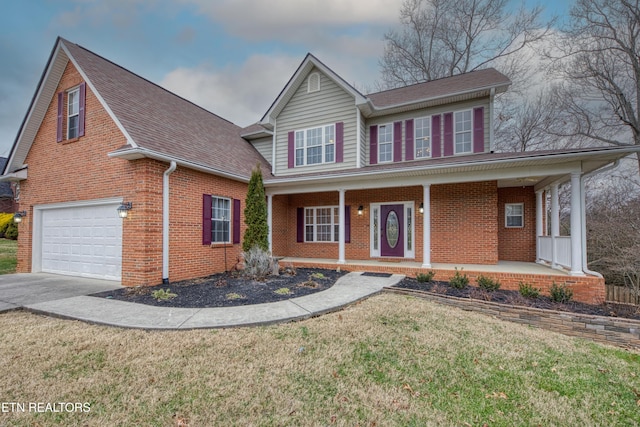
537;236;572;269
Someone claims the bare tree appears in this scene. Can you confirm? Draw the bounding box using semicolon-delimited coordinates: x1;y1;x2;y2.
546;0;640;171
379;0;551;88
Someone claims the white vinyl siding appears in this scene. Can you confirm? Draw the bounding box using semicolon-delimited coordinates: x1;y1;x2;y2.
275;68;357;175
250;136;273;163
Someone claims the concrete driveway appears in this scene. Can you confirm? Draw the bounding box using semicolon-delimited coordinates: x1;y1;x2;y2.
0;273;122;312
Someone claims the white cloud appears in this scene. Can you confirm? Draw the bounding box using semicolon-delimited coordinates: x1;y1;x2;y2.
160;54;301;126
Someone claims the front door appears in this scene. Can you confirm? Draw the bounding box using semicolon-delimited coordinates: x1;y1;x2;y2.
380;204;404;257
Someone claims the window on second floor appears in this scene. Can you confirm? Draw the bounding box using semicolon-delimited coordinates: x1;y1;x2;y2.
295;124;335;166
378;124;393;163
415;116;431;158
454;110;472;154
67;87;80;139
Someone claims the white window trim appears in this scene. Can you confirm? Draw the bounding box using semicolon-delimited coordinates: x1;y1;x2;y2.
67;86;80;140
304;206;339;243
294;124;336;167
454;109;473;155
505;203;524;228
307;72;320;93
211;196;232;244
414;116;431;159
378;123;393;163
369;201;415;258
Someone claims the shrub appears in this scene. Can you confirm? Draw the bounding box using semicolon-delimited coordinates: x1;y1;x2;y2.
274;287;292;295
152;289;177;301
4;222;18;240
243;164;269;252
549;282;573;303
242;245;272;279
416;271;435;283
449;268;469;289
477;275;501;292
518;282;540;299
0;213;14;237
226;292;244;300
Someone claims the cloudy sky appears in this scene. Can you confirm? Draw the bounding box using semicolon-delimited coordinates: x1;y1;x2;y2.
0;0;571;157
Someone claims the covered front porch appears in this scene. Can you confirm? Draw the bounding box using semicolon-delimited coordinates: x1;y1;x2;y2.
281;257;605;304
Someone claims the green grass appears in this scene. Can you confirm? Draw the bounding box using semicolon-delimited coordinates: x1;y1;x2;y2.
0;294;638;426
0;238;17;274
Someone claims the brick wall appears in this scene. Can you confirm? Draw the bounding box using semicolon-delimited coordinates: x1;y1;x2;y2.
497;186;536;261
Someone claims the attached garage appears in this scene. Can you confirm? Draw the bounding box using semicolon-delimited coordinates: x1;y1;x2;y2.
33;199;123;281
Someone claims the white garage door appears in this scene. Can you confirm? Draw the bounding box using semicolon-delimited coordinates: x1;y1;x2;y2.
41;203;122;280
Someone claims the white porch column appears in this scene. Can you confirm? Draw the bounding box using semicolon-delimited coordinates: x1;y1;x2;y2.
550;184;559;268
570;172;585;275
535;189;543;262
422;184;431;268
267;194;273;254
338;189;346;264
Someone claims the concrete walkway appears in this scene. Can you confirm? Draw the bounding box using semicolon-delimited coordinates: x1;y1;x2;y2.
0;272;403;330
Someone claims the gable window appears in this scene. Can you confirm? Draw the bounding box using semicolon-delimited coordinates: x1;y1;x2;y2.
415;117;431;158
308;72;320;93
67;87;80;139
505;203;524;228
454;110;472;154
378;124;393;163
295;124;335;166
212;197;231;243
305;206;339;242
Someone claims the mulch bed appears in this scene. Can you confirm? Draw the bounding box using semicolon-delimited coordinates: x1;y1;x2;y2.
90;268;346;308
393;278;640;321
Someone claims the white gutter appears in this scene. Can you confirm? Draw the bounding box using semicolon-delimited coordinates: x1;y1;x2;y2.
162;161;177;284
580;159;620;278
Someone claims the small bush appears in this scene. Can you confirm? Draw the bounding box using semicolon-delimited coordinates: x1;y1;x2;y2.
549;282;573;303
226;292;245;300
416;271;435;283
477;275;501;292
0;213;14;237
242;245;272;279
152;289;177;301
449;268;469;289
310;272;325;279
274;287;291;295
518;282;540;299
4;222;18;240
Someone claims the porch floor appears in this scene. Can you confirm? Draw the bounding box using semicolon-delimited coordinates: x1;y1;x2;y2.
280;258;572;277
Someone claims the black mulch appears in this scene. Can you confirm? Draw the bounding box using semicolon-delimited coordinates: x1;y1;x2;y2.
393;278;640;321
90;268;347;308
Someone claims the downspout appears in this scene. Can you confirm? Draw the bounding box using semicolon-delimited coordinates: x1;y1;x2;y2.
163;161;177;284
580;159;620;278
489;88;495;153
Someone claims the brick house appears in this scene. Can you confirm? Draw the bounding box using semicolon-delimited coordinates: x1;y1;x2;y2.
2;38;639;303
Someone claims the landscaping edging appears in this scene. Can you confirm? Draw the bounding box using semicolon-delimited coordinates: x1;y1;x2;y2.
384;287;640;350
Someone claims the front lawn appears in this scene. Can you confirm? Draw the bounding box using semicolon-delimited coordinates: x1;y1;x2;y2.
1;294;638;426
0;238;17;275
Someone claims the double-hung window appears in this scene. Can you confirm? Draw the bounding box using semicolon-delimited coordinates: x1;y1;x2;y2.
295;124;335;166
415;117;431;158
305;206;339;242
454;110;472;154
378;124;393;162
67;87;80;139
505;203;524;228
211;197;231;243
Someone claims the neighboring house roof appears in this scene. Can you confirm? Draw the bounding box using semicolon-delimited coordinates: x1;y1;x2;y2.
4;37;271;181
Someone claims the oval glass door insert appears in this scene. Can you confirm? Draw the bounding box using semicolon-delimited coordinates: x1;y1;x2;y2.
386;210;399;248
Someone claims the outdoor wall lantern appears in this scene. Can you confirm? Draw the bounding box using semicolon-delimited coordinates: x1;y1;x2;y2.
13;211;27;223
357;205;364;215
419;203;424;214
117;202;133;218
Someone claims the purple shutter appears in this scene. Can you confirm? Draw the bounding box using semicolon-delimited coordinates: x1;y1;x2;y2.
370;125;378;165
296;207;304;242
405;119;414;161
233;199;241;244
393;121;402;162
432;115;441;158
473;107;484;153
78;82;86;137
345;205;351;244
202;194;212;245
335;122;344;163
288;131;295;168
56;92;63;142
443;112;454;156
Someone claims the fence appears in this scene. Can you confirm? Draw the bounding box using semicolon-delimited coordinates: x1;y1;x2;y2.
605;284;640;305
